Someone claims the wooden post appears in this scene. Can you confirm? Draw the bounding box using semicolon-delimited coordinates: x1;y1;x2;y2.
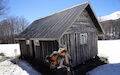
14;49;18;64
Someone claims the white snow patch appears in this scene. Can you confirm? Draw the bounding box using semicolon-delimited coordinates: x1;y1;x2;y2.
87;40;120;75
0;59;41;75
0;44;20;57
98;11;120;22
98;40;120;63
0;60;28;75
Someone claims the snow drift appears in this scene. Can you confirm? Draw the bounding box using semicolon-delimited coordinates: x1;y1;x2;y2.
0;44;20;57
0;59;41;75
98;40;120;63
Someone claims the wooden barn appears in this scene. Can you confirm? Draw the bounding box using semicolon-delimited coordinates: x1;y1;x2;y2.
16;2;104;67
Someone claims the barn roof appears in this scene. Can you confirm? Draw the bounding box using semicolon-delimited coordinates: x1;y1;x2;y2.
16;2;104;40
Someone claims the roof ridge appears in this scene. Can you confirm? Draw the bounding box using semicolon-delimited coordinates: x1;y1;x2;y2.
35;2;89;21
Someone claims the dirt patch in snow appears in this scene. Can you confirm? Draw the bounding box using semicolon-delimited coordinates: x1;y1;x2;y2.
23;56;108;75
72;56;108;75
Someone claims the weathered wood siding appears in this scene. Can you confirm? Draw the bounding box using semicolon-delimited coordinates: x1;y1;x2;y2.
29;40;35;59
19;40;59;63
34;41;59;62
19;40;31;58
59;9;98;66
66;9;97;34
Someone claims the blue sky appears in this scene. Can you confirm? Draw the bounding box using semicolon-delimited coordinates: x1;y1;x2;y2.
8;0;120;23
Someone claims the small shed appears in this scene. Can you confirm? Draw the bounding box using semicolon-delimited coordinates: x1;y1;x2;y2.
16;2;104;67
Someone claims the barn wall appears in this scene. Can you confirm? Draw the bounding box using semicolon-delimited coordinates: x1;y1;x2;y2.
59;9;98;66
34;40;59;63
29;40;35;59
19;40;59;64
66;9;97;34
19;40;31;58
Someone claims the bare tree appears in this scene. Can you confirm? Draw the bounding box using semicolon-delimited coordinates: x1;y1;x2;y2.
0;16;29;43
0;0;9;16
100;18;120;40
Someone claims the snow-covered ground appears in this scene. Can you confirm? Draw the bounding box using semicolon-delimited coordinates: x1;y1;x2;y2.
98;40;120;63
87;40;120;75
0;56;7;62
0;40;120;75
0;44;41;75
0;44;20;57
0;59;41;75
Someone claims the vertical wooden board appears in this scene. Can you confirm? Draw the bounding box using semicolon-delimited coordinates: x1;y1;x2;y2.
22;41;25;56
90;32;93;57
39;41;42;60
43;42;47;60
90;32;92;57
67;34;70;55
77;34;81;63
80;44;83;62
66;35;69;52
25;43;30;57
85;33;88;59
47;41;50;55
34;41;37;59
43;42;46;59
91;32;94;56
73;34;77;66
82;44;85;62
60;36;63;46
91;32;95;57
29;40;32;57
92;32;95;56
69;34;73;65
79;34;82;62
64;34;67;47
73;34;76;66
36;46;40;59
61;37;63;46
63;35;65;45
66;34;70;55
87;33;89;58
75;34;78;64
88;32;91;57
94;32;98;55
95;32;98;54
68;34;71;55
55;41;59;50
51;41;54;52
41;41;44;60
30;40;34;58
46;42;48;55
75;34;78;65
73;34;76;65
85;44;88;59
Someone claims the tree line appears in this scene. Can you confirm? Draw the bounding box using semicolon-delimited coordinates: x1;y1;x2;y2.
99;18;120;40
0;0;29;43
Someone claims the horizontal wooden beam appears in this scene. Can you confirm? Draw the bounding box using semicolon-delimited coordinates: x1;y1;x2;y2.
15;38;58;41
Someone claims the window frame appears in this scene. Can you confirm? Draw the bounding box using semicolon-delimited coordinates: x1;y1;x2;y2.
34;40;40;46
26;40;30;45
80;33;87;45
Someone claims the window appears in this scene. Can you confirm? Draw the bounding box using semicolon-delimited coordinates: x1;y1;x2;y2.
26;40;30;45
34;40;40;46
80;33;87;45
